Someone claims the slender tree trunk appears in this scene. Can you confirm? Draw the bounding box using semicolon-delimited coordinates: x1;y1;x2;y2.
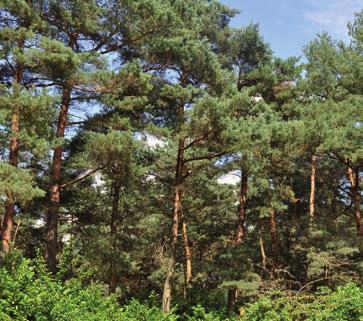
162;185;182;313
269;209;279;263
180;208;192;298
162;138;184;314
227;170;248;313
45;85;71;272
111;181;121;237
227;287;238;315
182;221;192;283
2;194;15;253
347;163;362;235
234;170;248;244
1;62;23;253
109;181;121;293
309;155;317;225
259;222;267;270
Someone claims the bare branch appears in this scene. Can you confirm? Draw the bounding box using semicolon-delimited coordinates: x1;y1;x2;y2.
60;161;110;189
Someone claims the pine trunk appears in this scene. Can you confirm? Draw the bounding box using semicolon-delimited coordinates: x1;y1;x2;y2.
347;164;362;235
182;221;192;283
109;181;121;293
309;155;317;225
227;170;248;313
162;185;182;313
111;182;121;237
162;138;184;314
45;85;71;272
259;222;267;270
269;209;279;263
227;287;238;315
1;62;23;253
234;171;248;244
181;210;192;297
2;195;16;253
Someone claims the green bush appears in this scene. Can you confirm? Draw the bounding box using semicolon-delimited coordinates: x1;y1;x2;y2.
183;305;236;321
240;284;363;321
119;300;178;321
0;253;361;321
0;253;175;321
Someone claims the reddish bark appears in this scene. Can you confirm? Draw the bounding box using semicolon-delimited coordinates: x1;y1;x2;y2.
1;62;23;253
269;209;279;262
234;171;248;244
162;138;185;314
309;155;317;225
259;228;267;270
227;170;248;313
45;85;71;272
347;164;362;235
182;221;192;283
180;209;192;298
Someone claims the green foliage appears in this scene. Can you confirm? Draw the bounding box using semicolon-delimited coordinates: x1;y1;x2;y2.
185;305;235;321
0;253;178;321
1;254;361;321
0;253;119;321
240;284;363;321
0;163;44;204
119;300;178;321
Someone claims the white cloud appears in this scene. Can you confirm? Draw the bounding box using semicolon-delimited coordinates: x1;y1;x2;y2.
145;134;166;149
92;173;107;193
217;170;240;185
33;218;46;228
134;132;166;149
302;0;361;37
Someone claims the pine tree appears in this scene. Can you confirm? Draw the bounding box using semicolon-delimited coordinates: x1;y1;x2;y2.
0;0;54;253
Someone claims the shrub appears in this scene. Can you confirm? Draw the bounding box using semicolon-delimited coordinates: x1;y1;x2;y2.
0;253;175;321
240;284;363;321
184;305;235;321
0;253;361;321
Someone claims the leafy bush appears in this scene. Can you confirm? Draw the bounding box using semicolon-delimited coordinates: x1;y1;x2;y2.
0;253;175;321
119;300;178;321
0;253;361;321
184;305;235;321
240;284;363;321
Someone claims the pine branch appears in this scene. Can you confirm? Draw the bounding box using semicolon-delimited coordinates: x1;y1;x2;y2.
184;151;228;164
183;130;214;151
60;161;110;189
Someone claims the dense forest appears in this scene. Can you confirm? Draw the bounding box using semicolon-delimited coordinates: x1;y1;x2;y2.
0;1;362;320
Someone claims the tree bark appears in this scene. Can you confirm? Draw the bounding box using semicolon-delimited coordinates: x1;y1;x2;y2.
111;181;121;237
227;287;238;315
182;221;192;283
162;185;182;313
309;155;317;225
226;170;248;314
162;138;184;314
109;181;121;293
347;163;362;235
45;85;71;272
180;208;192;298
259;222;267;270
234;170;248;244
269;209;279;263
1;60;23;253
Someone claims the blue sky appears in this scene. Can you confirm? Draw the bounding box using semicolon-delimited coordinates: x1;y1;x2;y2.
222;0;362;58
